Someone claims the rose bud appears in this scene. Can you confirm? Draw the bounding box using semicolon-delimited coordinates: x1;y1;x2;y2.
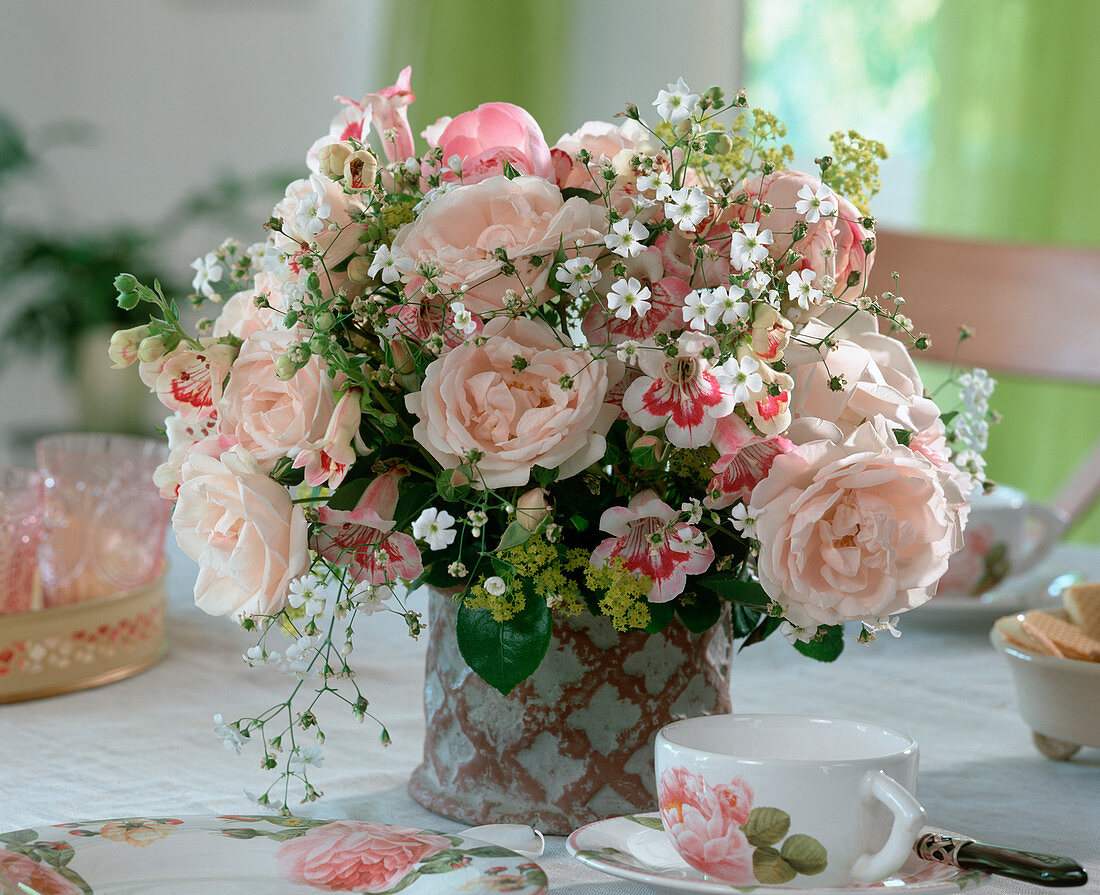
107;325;150;368
347;255;372;283
631;434;666;469
516;487;550;531
317;141;354;180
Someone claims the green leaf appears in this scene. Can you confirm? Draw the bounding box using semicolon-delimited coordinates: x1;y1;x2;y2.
753;847;797;885
781;834;828;875
738;615;782;652
625;815;666;831
742;806;790;847
701;131;726;154
694;574;770;609
676;590;722;633
892;428;913;447
560;187;602;202
531;465;558;488
939;410;959;426
0;829;38;845
643;600;676;633
327;475;370;511
501;159;522;180
495;521;532;552
793;625;845;662
456;596;552;694
461;845;524;858
731;604;762;639
393;481;437;530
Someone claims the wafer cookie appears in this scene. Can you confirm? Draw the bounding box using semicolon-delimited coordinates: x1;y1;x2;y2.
1021;610;1100;662
1064;582;1100;641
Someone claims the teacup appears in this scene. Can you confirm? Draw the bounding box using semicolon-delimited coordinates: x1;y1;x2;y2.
938;486;1066;597
655;714;925;887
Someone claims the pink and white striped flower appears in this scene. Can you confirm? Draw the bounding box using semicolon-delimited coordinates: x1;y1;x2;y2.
704;413;794;509
313;469;423;586
591;491;714;603
622;332;735;448
292;388;363;489
141;343;237;423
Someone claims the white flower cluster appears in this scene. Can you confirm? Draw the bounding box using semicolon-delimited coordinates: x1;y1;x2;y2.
954;368;996;480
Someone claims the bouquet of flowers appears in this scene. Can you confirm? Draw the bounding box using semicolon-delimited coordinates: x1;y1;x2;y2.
111;68;989;809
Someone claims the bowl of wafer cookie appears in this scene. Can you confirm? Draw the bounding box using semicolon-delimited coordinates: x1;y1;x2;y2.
991;583;1100;759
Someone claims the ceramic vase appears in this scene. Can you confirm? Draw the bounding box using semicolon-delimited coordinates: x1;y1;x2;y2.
408;589;732;835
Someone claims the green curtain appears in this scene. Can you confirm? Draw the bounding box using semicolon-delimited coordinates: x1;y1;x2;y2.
926;0;1100;542
384;0;575;147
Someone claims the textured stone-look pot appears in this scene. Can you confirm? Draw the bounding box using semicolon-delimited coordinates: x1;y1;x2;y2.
408;589;732;834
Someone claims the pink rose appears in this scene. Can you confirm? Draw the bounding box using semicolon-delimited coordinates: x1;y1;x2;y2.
392;175;601;316
212;272;285;341
833;192;875;290
0;848;82;895
551;119;650;191
215;329;342;473
750;420;967;630
429;102;551;183
658;766;756;883
173;444;309;619
784;313;940;445
406;317;619;489
152;412;219;499
276;821;452;893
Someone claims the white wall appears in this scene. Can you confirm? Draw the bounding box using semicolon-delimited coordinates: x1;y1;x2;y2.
0;0;388;464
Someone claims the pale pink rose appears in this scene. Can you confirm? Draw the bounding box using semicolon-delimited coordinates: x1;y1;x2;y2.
655;224;734;290
750;420;967;629
313;468;423;586
268;174;365;297
0;848;82;895
658;766;756;883
276;821;452;893
551;119;650;191
591;491;714;603
215;329;342;473
212;272;285;341
428;102;552;183
784;314;940;446
392;175;602;315
173;443;309;620
406;317;619;489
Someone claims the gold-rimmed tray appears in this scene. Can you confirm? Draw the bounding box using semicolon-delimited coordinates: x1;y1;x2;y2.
0;571;167;704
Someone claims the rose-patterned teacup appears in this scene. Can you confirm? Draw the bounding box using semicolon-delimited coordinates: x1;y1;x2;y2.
655;713;925;887
938;486;1066;597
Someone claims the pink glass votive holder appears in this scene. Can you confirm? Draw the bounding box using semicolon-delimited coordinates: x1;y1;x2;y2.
0;466;43;615
36;433;170;607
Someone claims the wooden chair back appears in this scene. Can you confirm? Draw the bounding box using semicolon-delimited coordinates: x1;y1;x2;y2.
867;229;1100;524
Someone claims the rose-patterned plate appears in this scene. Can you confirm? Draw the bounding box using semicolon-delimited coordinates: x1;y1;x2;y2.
567;814;988;895
0;815;548;894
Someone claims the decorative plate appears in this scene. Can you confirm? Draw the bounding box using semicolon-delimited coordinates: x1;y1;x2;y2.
912;570;1077;622
567;814;988;895
0;815;548;895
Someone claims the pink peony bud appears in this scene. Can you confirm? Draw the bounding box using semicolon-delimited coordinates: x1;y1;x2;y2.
516;487;550;531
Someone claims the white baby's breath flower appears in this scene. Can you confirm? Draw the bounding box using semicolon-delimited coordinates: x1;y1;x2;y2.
730;222;774;270
682;290;711;331
704;285;749;326
554;256;602;297
720;355;764;405
794;183;837;224
616;339;641;365
412;507;457;550
729;502;757;534
483;576;507;596
213;714;246;754
450;301;478;335
780;620;818;645
786;269;823;310
190;252;224;298
653;77;701;125
664;186;710;232
369;244;412;284
606;277;651;319
604;218;648;258
637;169;673;200
290;745;325;769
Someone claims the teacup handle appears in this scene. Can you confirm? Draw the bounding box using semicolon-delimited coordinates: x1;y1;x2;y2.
1012;504;1067;575
851;770;926;882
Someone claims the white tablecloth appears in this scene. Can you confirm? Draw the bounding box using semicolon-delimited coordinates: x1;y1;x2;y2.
3;543;1099;894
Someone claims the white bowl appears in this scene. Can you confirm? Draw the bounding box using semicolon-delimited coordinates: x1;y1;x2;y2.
990;611;1100;758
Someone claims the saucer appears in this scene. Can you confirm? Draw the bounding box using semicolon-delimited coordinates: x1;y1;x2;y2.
0;815;548;894
567;813;988;894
